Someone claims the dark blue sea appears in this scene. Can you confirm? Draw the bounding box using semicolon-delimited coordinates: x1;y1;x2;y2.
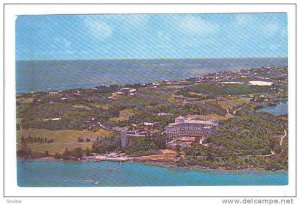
17;160;288;187
16;58;287;93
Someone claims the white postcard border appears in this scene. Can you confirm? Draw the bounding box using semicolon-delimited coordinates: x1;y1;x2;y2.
3;3;297;197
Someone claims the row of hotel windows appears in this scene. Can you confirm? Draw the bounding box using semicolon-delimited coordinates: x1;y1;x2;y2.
181;124;209;128
167;127;212;132
167;131;208;135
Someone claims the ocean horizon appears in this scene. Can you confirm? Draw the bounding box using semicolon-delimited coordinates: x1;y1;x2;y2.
16;57;287;94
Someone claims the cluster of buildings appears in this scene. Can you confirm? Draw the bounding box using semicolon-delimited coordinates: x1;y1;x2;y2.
165;116;219;149
118;115;219;149
173;95;200;103
165;116;219;138
108;87;137;99
197;68;279;88
166;137;197;149
173;94;212;106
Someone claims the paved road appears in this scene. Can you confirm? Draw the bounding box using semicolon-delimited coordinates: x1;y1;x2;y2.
280;129;287;146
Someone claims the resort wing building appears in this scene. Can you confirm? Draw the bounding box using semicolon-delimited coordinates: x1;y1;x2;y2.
165;116;219;138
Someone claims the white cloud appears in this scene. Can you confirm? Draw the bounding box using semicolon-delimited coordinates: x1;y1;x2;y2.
263;22;281;35
83;16;112;41
176;16;218;36
234;14;286;37
52;38;72;49
118;15;150;33
62;38;72;48
268;44;281;51
235;15;254;26
125;15;149;28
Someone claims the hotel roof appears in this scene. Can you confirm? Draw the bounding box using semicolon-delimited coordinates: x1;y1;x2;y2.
167;119;216;127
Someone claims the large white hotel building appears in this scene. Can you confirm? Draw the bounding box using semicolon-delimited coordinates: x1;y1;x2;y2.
165;116;219;138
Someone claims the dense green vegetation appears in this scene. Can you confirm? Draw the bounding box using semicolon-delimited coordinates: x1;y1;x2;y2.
53;147;86;160
181;109;288;170
91;136;121;154
178;83;273;97
90;135;167;157
16;67;288;170
124;137;160;157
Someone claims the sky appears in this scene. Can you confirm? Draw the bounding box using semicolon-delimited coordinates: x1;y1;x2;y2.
16;13;288;60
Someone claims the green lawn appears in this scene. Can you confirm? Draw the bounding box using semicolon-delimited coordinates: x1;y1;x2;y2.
17;128;112;154
110;109;134;122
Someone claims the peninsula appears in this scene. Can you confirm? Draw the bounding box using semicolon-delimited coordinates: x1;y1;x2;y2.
17;66;288;171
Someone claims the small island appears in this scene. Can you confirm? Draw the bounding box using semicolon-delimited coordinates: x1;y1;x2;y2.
17;66;288;171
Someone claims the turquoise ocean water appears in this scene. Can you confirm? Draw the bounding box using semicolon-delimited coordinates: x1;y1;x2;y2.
259;101;288;116
17;160;288;187
16;58;288;186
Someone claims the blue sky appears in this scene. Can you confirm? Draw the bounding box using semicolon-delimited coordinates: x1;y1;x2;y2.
16;13;287;60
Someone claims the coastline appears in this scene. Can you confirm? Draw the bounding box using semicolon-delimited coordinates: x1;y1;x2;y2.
16;58;287;95
17;157;288;187
17;65;288;173
19;156;288;172
256;99;288;116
